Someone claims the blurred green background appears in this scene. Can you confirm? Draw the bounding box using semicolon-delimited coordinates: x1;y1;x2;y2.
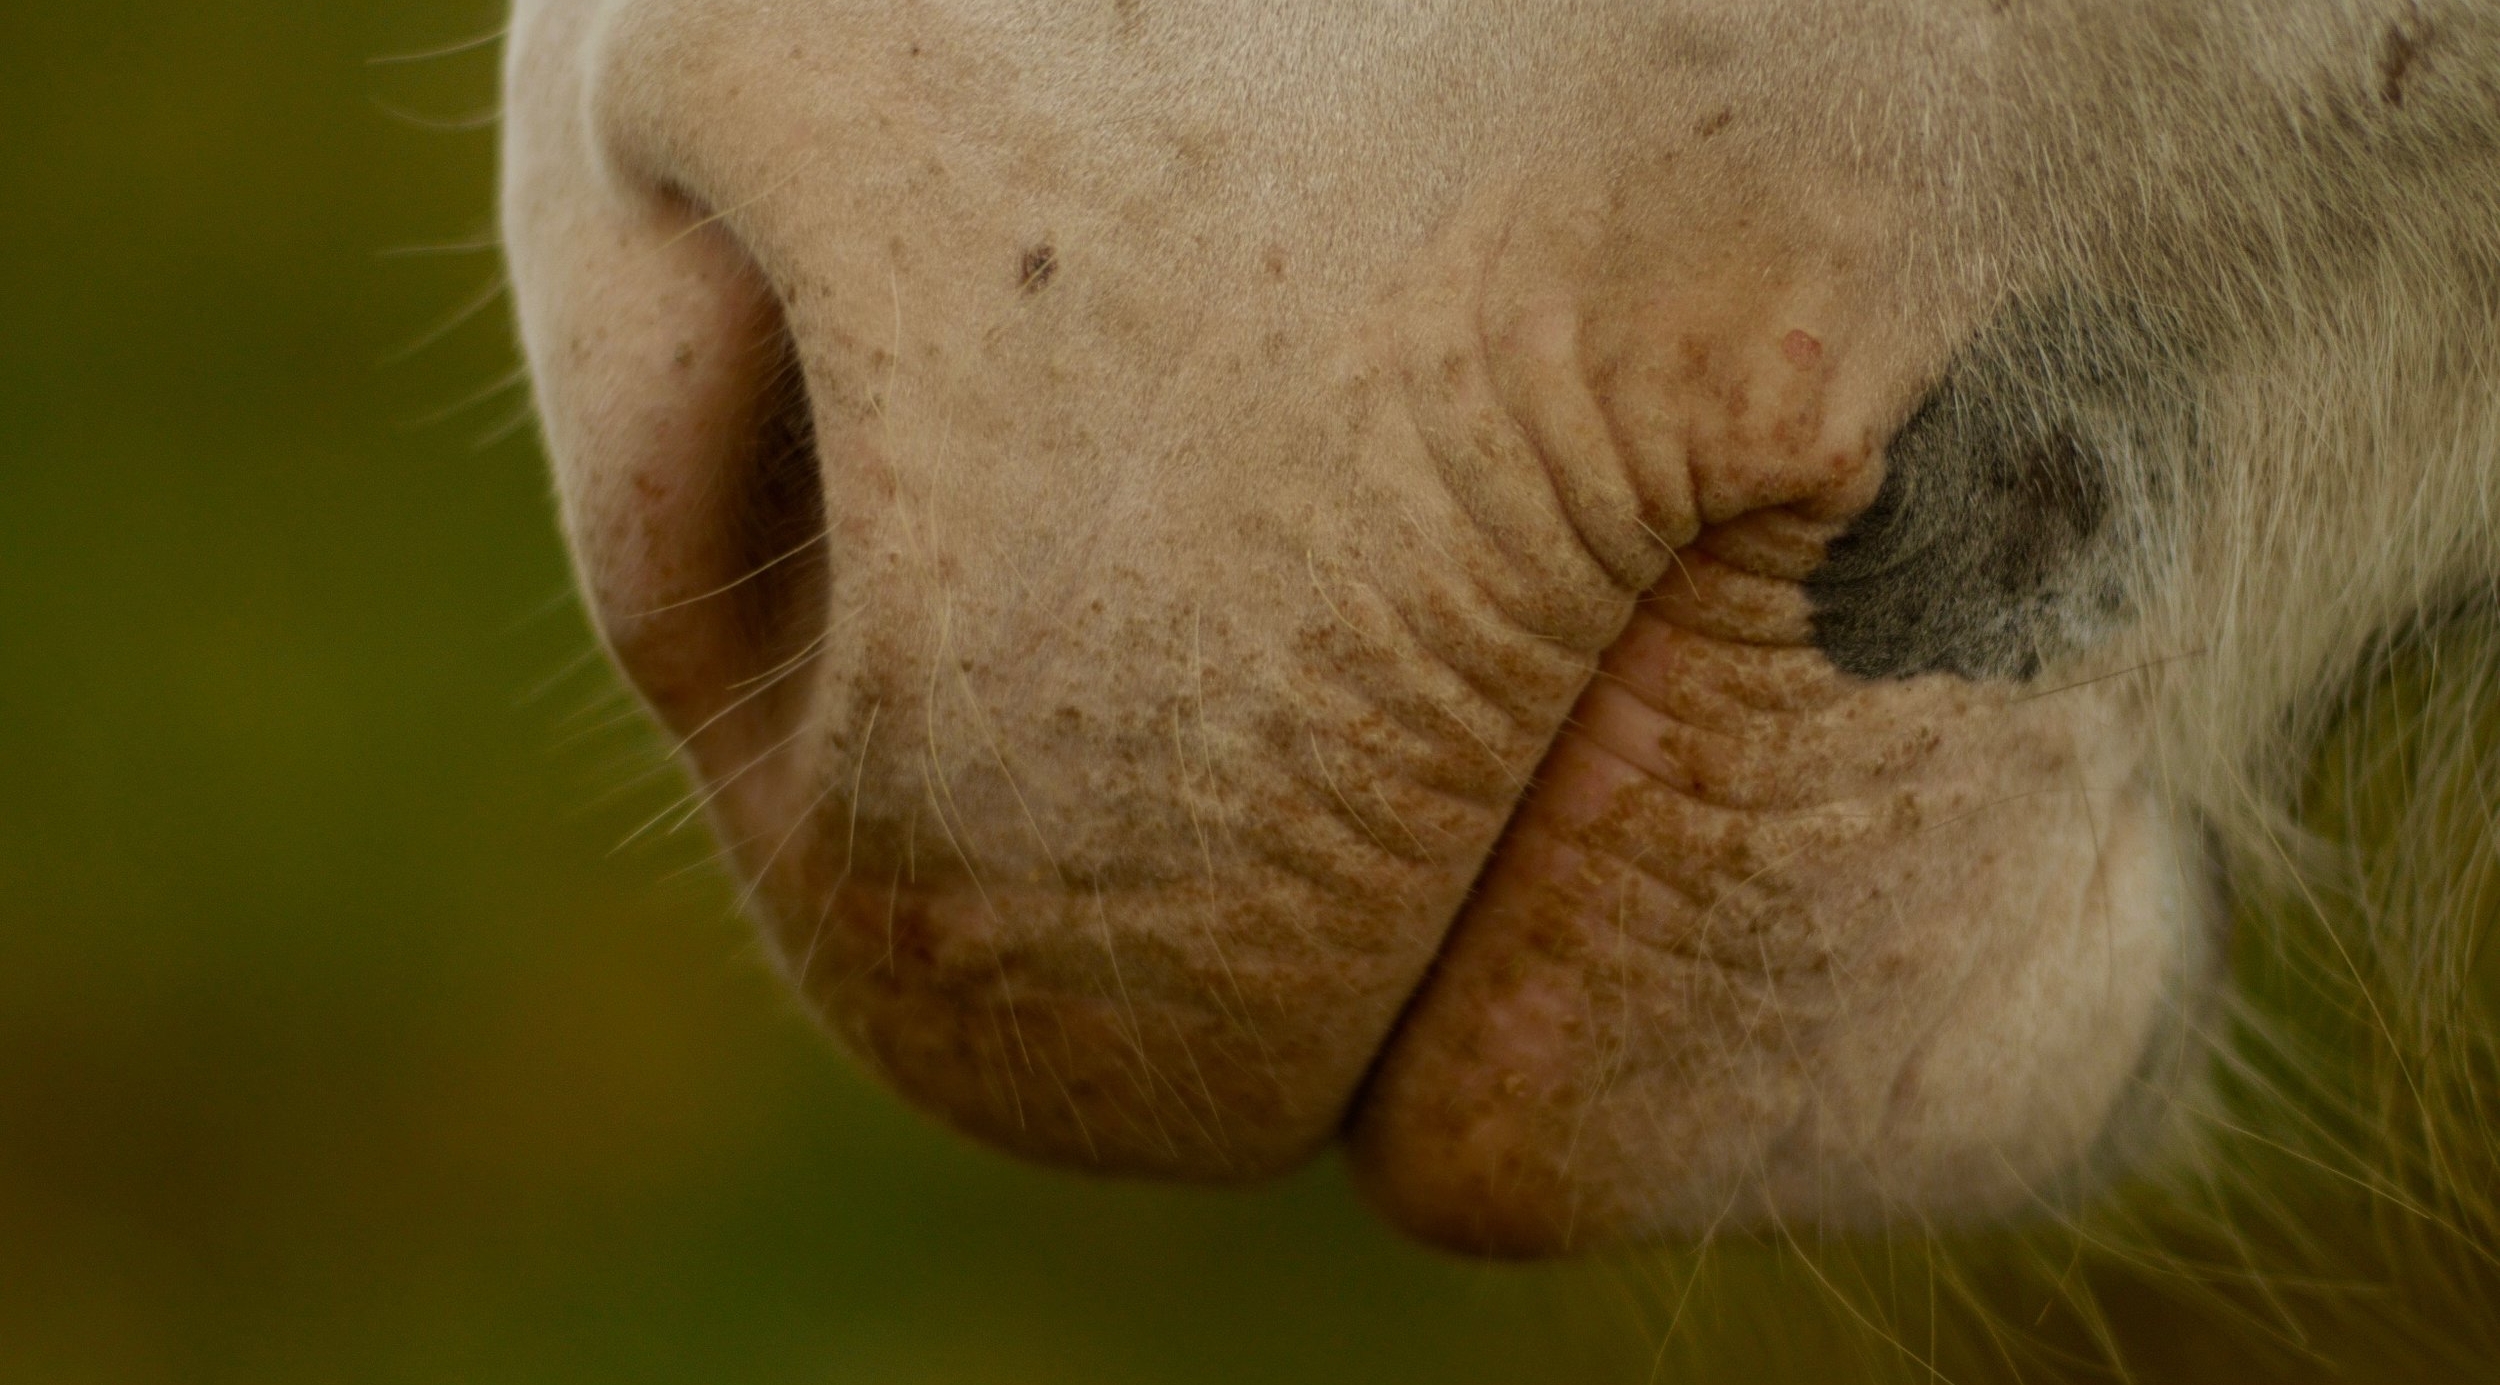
0;5;1671;1381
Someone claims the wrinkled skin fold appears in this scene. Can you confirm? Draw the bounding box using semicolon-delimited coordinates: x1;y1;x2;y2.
502;0;2499;1254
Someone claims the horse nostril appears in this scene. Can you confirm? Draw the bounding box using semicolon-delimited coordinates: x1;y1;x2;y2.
510;159;834;776
718;317;832;715
618;211;838;767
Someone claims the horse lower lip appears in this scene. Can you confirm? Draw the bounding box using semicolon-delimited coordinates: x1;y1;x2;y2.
1346;607;2185;1254
707;522;2184;1259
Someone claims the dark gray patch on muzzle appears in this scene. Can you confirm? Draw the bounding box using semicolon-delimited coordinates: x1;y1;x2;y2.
1807;294;2195;682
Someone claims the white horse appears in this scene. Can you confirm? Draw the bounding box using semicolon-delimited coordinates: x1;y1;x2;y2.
502;1;2500;1372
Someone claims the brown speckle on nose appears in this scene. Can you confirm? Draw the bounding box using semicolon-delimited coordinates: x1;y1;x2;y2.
1019;243;1059;293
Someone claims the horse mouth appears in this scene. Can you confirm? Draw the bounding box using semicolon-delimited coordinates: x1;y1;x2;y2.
537;184;2198;1258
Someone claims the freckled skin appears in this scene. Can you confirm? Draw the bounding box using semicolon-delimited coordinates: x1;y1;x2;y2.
498;0;2484;1250
1353;577;2181;1252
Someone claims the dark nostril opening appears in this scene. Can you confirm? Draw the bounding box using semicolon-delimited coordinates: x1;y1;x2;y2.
722;316;833;710
560;170;840;760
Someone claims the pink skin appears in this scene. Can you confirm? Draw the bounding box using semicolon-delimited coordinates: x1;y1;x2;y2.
505;0;2200;1253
